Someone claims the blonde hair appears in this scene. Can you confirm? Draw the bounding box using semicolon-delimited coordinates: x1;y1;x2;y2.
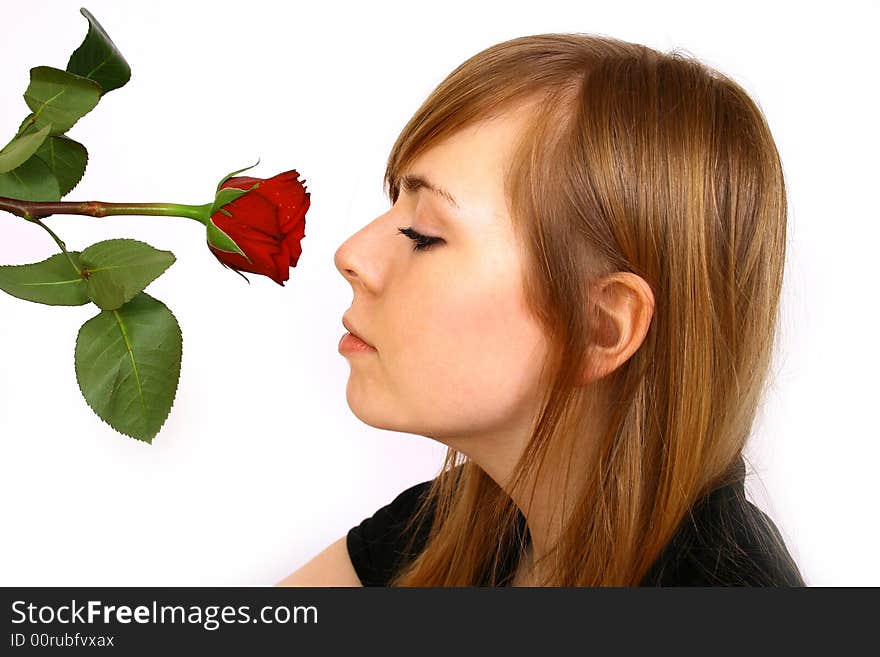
384;33;790;586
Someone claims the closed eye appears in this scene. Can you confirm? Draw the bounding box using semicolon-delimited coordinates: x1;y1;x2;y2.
397;226;443;252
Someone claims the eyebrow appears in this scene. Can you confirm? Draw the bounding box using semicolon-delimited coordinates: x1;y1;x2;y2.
398;173;460;211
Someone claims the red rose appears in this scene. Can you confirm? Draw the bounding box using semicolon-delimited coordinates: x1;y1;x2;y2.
207;169;310;286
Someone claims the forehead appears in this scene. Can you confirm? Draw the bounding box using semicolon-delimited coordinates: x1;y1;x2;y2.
405;110;534;229
414;109;532;183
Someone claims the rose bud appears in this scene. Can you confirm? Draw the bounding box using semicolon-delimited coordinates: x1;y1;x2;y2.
206;169;310;286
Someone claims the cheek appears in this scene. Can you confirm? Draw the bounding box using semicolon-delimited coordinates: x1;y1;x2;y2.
389;259;547;434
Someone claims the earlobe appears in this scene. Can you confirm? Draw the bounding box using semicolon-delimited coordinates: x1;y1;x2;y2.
578;273;655;386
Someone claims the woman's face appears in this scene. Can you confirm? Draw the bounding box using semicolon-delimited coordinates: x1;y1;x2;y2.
334;104;551;454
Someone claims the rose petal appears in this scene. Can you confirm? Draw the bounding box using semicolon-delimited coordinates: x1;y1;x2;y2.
209;170;309;283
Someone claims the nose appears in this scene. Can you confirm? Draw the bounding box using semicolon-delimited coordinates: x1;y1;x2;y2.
334;214;391;290
334;225;378;292
334;237;359;285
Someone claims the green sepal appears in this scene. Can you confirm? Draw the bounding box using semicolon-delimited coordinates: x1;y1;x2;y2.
214;157;261;193
206;218;251;263
208;251;252;284
209;183;259;217
230;268;251;284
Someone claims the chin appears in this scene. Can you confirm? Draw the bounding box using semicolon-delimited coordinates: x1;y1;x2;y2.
346;400;429;438
345;388;394;431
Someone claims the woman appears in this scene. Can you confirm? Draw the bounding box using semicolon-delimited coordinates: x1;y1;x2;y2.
278;33;805;586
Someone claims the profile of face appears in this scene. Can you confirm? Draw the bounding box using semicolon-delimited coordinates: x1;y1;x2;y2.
334;102;551;452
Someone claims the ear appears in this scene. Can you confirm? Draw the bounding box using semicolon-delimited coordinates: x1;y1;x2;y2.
578;272;655;385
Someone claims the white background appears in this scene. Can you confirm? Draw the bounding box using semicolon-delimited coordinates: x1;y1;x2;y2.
0;0;877;586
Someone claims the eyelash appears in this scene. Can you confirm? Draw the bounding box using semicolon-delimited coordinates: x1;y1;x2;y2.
397;226;443;252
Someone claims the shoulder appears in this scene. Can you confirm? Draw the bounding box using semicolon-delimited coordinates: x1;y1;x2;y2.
346;478;437;586
641;479;806;586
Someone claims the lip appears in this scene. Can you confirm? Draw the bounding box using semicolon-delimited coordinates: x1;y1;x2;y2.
342;314;375;349
339;332;376;354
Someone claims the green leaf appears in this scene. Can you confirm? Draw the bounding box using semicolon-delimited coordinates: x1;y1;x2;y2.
0;154;61;201
79;239;176;310
75;292;182;444
0;251;88;305
16;113;40;137
66;7;131;94
0;123;52;173
205;219;251;262
32;134;88;198
23;66;102;136
12;118;89;197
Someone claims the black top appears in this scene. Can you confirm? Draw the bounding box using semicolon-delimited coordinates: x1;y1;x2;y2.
347;459;806;586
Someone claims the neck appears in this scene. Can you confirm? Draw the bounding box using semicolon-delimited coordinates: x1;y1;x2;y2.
436;389;605;585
